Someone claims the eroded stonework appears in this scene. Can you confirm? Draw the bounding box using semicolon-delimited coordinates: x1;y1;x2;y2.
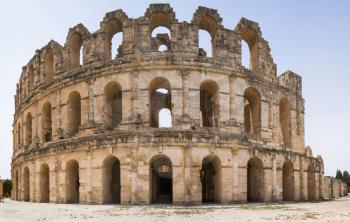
11;4;347;204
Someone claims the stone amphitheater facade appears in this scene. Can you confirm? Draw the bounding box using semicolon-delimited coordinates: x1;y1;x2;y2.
11;4;347;205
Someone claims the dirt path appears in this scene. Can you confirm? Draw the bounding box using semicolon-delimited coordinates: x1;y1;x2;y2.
0;196;349;222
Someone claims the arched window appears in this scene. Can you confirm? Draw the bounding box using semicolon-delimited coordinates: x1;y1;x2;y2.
149;77;172;128
103;82;122;130
244;87;261;135
200;80;219;127
240;28;259;70
104;19;123;60
198;29;212;57
44;49;54;84
241;40;250;68
69;32;83;69
151;26;171;51
42;102;52;142
280;98;291;146
159;108;172;128
26;113;32;147
67;91;81;136
27;65;34;93
196;15;218;58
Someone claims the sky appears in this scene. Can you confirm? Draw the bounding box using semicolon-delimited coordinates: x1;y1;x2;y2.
0;0;349;179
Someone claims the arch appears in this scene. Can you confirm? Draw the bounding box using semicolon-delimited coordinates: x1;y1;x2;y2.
104;18;123;60
150;154;173;204
192;7;222;58
200;80;219;127
27;65;34;93
149;77;172;128
17;123;21;149
25;113;32;147
15;170;19;200
65;160;79;203
247;157;264;202
23;167;30;202
44;48;54;84
101;156;121;204
151;27;171;51
282;160;294;201
103;82;122;130
235;18;261;71
201;155;222;203
307;163;316;201
42;102;52;142
198;29;212;57
145;4;176;31
67;91;81;136
244;87;261;135
69;32;83;69
39;163;50;203
280;98;291;146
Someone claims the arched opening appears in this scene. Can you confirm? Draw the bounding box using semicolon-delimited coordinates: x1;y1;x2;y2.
282;160;294;201
247;157;264;202
39;164;50;203
241;40;250;68
308;164;316;201
150;155;173;204
158;108;172;128
103;82;122;130
44;48;54;84
67;91;81;136
69;32;83;69
149;77;172;128
102;156;121;204
27;65;34;93
240;28;259;70
42;102;52;142
280;98;291;146
17;123;21;149
104;19;123;60
15;170;19;200
25;113;32;147
151;26;171;51
200;155;221;203
65;160;79;203
23;167;30;202
197;15;218;58
200;80;219;127
244;87;261;135
198;30;212;57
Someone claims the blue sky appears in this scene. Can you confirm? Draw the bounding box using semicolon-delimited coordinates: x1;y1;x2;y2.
0;0;349;178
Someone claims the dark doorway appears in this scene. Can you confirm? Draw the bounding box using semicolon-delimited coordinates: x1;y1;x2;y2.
102;156;121;204
201;155;221;203
150;155;172;204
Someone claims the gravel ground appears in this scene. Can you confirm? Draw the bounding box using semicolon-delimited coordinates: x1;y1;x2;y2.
0;195;349;222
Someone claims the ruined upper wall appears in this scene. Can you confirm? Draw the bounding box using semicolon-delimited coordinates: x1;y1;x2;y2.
15;3;300;108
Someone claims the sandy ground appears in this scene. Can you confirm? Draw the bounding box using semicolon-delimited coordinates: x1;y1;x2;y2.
0;196;350;222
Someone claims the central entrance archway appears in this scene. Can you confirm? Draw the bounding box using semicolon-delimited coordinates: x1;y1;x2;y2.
247;157;264;202
201;155;221;203
65;160;79;203
102;156;121;204
150;155;173;204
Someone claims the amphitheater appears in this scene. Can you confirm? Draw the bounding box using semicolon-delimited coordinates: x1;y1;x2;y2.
11;4;347;205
